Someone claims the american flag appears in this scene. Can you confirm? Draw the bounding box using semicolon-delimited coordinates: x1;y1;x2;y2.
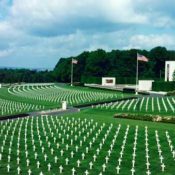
72;59;78;64
137;53;149;62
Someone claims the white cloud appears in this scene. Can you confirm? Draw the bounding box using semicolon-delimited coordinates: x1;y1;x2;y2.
0;49;14;58
127;34;175;49
0;0;175;68
8;0;148;35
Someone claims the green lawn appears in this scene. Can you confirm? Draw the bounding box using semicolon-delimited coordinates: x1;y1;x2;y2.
0;109;175;175
0;84;127;117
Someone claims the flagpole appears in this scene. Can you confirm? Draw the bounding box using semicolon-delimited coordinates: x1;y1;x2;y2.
136;53;138;95
71;58;73;86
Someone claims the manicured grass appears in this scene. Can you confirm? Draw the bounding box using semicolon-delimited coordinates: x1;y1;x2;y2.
8;84;126;106
0;109;175;175
0;84;129;117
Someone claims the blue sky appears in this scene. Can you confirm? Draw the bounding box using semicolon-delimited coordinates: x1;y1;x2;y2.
0;0;175;69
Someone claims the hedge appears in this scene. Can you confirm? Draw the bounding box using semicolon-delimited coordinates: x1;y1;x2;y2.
114;113;175;124
152;81;175;92
81;76;102;84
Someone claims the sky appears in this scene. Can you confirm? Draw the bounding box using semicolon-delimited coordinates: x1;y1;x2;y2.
0;0;175;69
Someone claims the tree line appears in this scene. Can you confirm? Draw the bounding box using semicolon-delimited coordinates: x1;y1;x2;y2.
0;46;175;84
54;46;175;84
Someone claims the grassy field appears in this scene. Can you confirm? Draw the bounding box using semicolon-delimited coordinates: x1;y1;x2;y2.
0;84;175;174
0;109;175;175
0;84;126;116
7;84;125;105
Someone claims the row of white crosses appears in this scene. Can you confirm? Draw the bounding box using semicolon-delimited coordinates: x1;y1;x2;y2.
99;124;120;174
0;98;44;116
54;117;113;175
145;126;151;175
39;116;109;175
145;98;149;112
130;126;138;175
155;130;166;172
165;131;175;161
82;123;120;175
116;125;130;174
95;97;175;113
1;118;23;173
161;98;168;112
44;115;99;171
73;123;112;175
8;84;119;105
166;98;175;112
37;115;100;174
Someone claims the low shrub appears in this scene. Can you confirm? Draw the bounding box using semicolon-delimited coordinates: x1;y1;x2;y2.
114;113;175;124
152;81;175;92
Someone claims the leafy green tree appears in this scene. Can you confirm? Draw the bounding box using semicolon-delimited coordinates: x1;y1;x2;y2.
149;46;168;78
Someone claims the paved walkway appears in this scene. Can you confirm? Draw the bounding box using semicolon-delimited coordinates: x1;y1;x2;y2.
0;108;80;121
28;107;80;117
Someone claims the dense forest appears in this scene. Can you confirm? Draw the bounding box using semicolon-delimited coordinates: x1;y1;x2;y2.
0;46;175;84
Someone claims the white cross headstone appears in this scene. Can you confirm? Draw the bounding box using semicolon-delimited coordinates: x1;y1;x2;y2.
118;158;122;166
102;164;106;172
34;152;38;159
116;166;120;174
82;153;85;160
17;157;20;164
105;156;109;164
72;168;76;175
54;156;58;163
39;171;44;175
77;160;81;167
161;163;165;172
37;161;40;168
65;158;69;165
8;155;11;162
51;148;54;155
131;167;135;175
17;167;21;175
28;169;32;175
44;154;47;161
146;170;151;175
75;146;79;152
71;151;74;158
48;163;51;171
26;159;30;166
60;150;64;156
85;170;89;175
7;164;10;172
146;162;150;169
89;161;93;169
93;155;97;162
59;165;63;173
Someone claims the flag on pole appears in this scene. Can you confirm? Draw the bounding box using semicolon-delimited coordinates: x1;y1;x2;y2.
72;59;78;64
137;53;149;62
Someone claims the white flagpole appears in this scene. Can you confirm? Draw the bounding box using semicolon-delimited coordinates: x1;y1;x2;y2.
136;53;139;95
71;58;73;86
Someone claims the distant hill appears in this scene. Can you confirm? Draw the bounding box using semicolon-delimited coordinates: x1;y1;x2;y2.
0;66;52;71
